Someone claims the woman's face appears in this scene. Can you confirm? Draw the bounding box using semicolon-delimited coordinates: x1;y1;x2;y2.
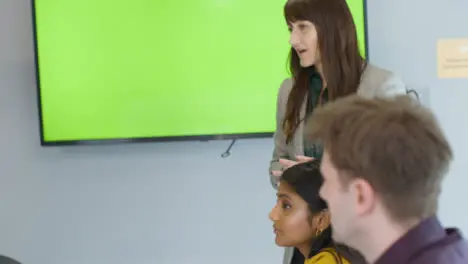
288;20;320;67
269;182;316;248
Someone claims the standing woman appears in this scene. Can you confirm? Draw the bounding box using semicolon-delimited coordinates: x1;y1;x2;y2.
269;0;407;187
269;0;407;263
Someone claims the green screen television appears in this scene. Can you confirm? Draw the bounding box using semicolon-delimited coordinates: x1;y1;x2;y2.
32;0;368;145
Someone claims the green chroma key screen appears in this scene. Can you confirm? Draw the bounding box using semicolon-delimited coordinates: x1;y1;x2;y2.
33;0;367;144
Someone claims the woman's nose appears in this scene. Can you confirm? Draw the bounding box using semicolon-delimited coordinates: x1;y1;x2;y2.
269;205;279;221
289;31;300;47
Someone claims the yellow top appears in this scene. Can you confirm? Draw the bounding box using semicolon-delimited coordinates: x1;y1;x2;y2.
304;248;350;264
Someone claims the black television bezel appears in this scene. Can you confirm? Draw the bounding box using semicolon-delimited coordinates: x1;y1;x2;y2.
30;0;369;146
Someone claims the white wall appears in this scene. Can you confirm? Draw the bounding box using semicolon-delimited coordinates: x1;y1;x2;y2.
1;0;467;263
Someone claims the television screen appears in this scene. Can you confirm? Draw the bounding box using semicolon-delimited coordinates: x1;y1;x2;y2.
32;0;368;145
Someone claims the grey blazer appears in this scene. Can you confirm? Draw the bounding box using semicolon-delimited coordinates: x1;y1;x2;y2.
269;64;408;264
269;64;407;188
269;63;408;187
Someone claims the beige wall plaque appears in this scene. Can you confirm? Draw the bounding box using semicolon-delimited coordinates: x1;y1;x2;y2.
437;38;468;78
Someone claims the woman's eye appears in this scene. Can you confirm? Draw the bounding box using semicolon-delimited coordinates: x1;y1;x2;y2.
282;203;291;209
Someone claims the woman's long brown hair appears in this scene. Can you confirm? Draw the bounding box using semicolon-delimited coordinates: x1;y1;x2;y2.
282;0;367;142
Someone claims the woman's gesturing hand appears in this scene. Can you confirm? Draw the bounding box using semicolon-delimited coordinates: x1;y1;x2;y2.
271;155;315;177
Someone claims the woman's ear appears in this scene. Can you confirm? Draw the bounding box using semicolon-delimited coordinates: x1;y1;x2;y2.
317;209;331;232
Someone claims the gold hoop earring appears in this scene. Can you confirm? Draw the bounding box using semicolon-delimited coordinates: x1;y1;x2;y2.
315;229;323;236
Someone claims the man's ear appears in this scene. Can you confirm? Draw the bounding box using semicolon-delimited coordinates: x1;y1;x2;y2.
353;178;377;217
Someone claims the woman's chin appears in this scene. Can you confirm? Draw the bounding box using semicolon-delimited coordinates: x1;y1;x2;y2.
275;237;291;247
300;61;314;68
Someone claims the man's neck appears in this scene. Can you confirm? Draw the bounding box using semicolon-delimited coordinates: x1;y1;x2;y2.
357;218;421;264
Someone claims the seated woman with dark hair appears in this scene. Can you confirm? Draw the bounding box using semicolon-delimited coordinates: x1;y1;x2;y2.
269;160;365;264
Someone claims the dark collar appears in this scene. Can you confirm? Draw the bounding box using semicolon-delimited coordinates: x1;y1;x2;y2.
307;66;322;92
375;217;448;264
307;65;320;76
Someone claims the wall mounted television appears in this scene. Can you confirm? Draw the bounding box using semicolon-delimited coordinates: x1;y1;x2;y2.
32;0;368;146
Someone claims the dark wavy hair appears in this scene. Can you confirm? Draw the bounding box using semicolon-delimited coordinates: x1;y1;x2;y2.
281;160;366;263
282;0;367;143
